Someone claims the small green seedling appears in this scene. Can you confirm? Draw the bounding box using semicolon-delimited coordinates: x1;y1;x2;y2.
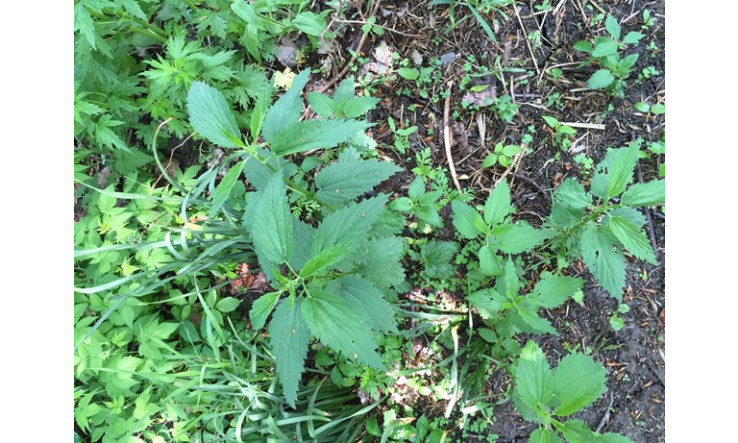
391;176;445;231
574;14;645;97
634;102;665;116
387;117;418;154
481;143;523;168
542;116;576;151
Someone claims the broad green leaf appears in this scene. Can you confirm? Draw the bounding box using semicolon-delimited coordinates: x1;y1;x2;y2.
533;275;585;309
554;178;591;210
301;289;384;369
516;306;558;335
397;67;419;80
484;180;513;225
557;420;598;442
420;240;458;280
315;149;401;206
548;203;582;229
300;244;351;277
573;40;593;53
587;69;615;89
621;180;665;206
270;119;371;156
311;196;387;254
530;428;563;443
479;245;502;276
408;176;425;200
343;97;381;119
250;79;273;140
604;15;620;41
452;201;483;239
467;289;502;319
549;353;607;416
263;69;310;141
187;82;241;148
592;40;618;58
390;197;413;212
248;175;293;263
291;12;326;36
606;141;640;198
494;223;551;254
307;92;335;118
355;236;405;289
329;276;397;333
209;160;245;217
513;341;553;413
580;223;625;300
243;149;287;191
288;219;314;271
608;207;647;227
622;31;645;45
269;299;310;408
249;292;280;330
216;297;241;313
609;216;658;265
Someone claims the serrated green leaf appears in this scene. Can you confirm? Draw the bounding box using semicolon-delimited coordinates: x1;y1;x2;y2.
622;31;645;45
390;197;413;212
485;180;513;225
315;150;401;206
573;40;593;53
210;160;245;217
592;40;618;58
605;15;621;41
288;219;314;271
269;299;310;408
480;153;498;168
263;69;310;141
580;223;625;300
301;289;384;368
609;216;658;265
216;297;241;313
269;119;371;156
533;275;585;309
187;82;241;148
248;175;293;263
74;4;97;50
587;69;615;89
549;353;607;415
343;97;381;118
513;341;553;414
548;203;582;229
307;92;335;118
516;306;558;335
607;141;640;198
479;245;502;276
420;240;457;280
452;201;483;239
291;12;326;36
556;420;597;442
554;178;591;211
329;276;397;333
356;236;405;289
408;177;425;200
494;222;551;254
467;289;502;319
120;0;147;20
311;196;387;254
530;428;564;443
621;180;665;206
250;292;280;330
300;244;351;277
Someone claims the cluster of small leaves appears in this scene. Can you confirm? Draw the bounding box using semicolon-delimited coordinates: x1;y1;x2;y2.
513;341;633;442
574;14;645;96
546;139;664;300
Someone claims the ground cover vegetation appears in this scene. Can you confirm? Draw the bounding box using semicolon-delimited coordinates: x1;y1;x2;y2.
75;0;665;441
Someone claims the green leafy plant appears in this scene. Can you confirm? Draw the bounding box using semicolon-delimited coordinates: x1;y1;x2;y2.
480;142;523;168
387;116;418;155
542;116;577;151
391;176;446;231
492;94;520;123
513;341;634;442
545;139;664;300
428;0;514;44
574;14;645;96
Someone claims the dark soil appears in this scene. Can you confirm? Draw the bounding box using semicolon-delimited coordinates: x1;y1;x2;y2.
307;0;666;440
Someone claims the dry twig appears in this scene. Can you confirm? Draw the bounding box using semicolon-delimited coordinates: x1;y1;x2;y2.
443;81;462;192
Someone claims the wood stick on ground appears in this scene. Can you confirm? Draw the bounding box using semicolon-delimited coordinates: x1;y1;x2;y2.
515;5;541;76
595;392;615;433
508;172;551;202
494;147;526;188
560;121;607;130
443;81;462;192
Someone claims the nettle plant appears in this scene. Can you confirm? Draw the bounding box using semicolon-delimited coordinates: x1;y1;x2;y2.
546;139;665;301
186;70;406;407
514;341;633;442
574;14;645;96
